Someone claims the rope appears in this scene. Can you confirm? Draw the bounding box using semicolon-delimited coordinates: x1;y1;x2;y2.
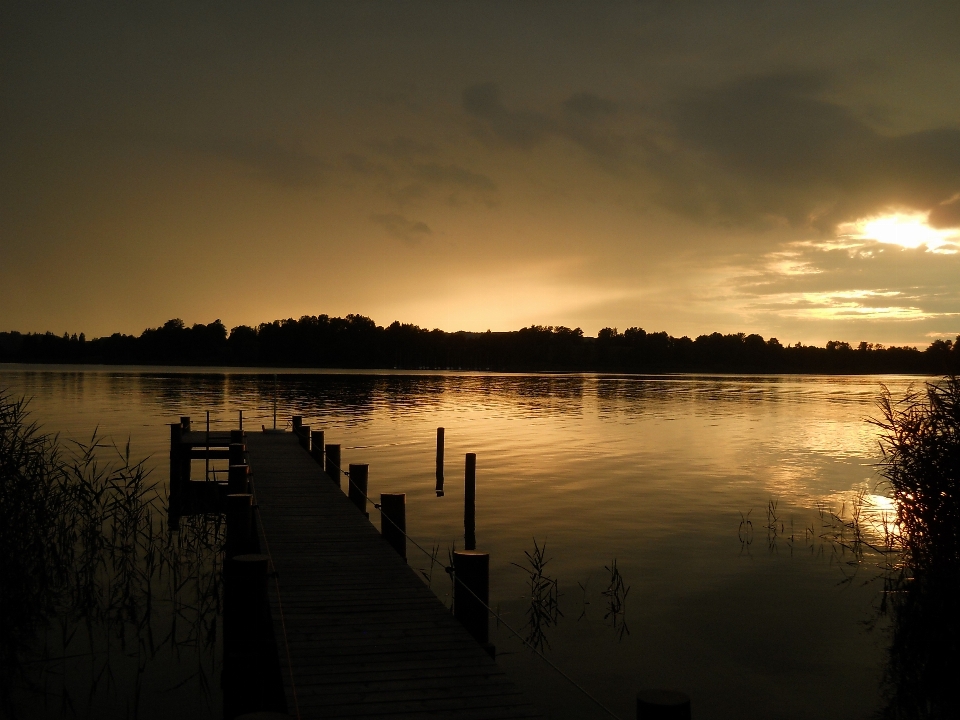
323;452;622;720
250;475;302;720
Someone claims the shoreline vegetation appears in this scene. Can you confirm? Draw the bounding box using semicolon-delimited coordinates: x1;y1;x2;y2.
2;315;959;374
0;392;223;719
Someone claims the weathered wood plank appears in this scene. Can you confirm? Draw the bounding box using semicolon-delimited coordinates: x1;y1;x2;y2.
246;431;540;719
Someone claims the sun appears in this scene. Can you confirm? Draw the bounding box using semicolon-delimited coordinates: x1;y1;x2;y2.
837;210;960;253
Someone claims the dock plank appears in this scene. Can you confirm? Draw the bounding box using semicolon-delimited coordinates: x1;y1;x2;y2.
246;432;540;720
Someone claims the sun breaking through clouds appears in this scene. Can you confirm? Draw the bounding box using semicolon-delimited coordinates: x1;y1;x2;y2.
2;2;960;346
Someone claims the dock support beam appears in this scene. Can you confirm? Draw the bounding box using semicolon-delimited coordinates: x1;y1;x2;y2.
436;427;445;496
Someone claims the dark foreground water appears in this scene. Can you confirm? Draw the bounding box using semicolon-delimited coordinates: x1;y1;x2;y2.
1;365;923;720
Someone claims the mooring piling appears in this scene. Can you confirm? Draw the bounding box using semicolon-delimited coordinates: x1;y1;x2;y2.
348;463;369;516
453;549;492;656
229;442;246;466
465;452;477;550
222;553;287;719
310;430;324;466
436;427;445;496
228;464;249;494
298;424;311;451
379;493;406;560
225;493;255;559
325;444;341;487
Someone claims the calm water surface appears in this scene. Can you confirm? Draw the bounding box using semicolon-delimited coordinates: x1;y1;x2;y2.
2;365;925;720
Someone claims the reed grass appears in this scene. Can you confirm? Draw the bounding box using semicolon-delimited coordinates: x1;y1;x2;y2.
511;539;562;652
0;392;224;719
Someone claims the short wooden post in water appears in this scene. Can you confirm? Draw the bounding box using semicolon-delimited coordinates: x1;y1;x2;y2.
228;464;249;494
464;453;477;550
453;550;491;652
380;493;406;560
636;690;691;720
348;464;369;516
325;444;341;488
310;430;325;467
435;427;445;496
291;415;302;433
225;493;254;559
229;442;246;467
298;424;310;451
181;416;191;432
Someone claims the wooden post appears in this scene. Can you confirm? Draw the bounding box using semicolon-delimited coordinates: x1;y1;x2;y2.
205;411;211;482
222;553;286;718
636;690;691;720
464;453;476;551
225;493;254;559
238;409;243;433
228;464;249;494
325;444;341;488
310;430;325;467
453;550;490;648
229;442;246;466
168;423;183;529
181;416;191;432
230;429;244;444
292;415;302;433
380;493;406;560
298;424;310;451
348;464;369;516
435;427;445;497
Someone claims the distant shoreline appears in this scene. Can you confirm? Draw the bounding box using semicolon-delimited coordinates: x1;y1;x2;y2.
2;315;957;375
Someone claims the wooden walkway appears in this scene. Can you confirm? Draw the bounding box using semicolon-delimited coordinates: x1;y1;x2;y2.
245;431;541;720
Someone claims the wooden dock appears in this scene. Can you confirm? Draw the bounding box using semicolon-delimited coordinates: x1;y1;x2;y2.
245;430;541;720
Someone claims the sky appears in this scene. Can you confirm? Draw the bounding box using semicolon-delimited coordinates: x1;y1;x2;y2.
3;1;960;346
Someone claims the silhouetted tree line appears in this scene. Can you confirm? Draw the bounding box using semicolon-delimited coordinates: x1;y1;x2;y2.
2;316;959;374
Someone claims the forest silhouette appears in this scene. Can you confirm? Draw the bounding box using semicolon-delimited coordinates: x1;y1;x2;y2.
2;315;958;374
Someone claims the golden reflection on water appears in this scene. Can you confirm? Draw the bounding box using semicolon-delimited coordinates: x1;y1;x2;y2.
0;366;930;720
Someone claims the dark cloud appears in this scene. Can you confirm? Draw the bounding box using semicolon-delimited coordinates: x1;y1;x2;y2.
192;136;328;187
462;82;555;149
370;136;438;159
930;194;960;228
413;163;496;191
563;92;618;119
657;73;960;229
370;212;432;245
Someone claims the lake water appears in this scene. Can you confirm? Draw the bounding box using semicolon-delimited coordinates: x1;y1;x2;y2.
1;365;924;720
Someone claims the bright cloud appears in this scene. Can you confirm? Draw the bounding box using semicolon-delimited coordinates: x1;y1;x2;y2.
837;211;960;254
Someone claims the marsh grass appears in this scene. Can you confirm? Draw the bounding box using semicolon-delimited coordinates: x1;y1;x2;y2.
511;539;562;652
601;559;629;641
0;393;224;719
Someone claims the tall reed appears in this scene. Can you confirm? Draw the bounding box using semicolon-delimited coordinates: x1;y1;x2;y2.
0;392;224;719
